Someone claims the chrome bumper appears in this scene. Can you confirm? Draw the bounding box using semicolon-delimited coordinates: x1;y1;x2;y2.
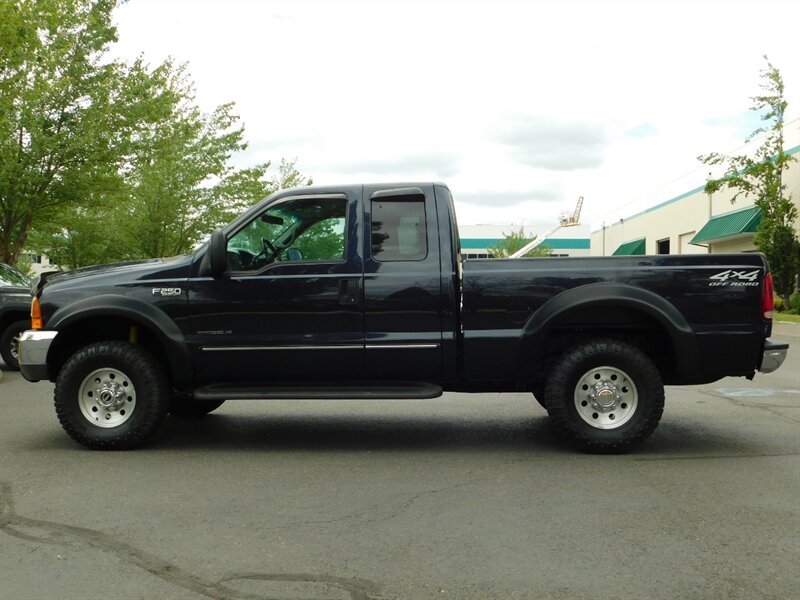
19;330;57;382
759;339;788;374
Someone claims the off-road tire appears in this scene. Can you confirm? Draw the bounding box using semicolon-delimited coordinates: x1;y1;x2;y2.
532;388;546;409
545;338;664;454
54;341;169;450
169;398;225;417
1;319;29;370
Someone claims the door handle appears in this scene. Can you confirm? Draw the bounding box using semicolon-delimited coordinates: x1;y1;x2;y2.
338;278;360;305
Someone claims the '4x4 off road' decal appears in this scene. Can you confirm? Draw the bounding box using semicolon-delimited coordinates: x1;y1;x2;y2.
708;270;760;287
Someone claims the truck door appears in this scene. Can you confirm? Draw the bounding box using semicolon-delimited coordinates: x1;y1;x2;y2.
363;185;443;381
189;189;364;384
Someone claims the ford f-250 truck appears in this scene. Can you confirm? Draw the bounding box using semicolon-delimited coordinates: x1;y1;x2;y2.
18;183;789;452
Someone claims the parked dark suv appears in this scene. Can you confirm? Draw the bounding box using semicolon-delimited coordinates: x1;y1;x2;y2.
0;262;32;370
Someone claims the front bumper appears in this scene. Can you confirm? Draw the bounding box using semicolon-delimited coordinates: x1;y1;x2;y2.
18;330;57;382
759;338;789;374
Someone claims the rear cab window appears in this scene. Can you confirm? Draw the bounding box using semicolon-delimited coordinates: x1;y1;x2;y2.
371;194;428;262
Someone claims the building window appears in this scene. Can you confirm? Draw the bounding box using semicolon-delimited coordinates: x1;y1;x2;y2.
657;238;670;254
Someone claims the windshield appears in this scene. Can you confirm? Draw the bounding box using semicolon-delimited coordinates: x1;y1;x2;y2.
0;263;31;287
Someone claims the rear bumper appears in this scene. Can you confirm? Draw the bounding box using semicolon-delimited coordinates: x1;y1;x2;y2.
759;339;788;374
18;330;57;382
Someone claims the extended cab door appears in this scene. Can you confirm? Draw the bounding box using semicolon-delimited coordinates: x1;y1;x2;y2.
188;188;364;384
363;185;443;381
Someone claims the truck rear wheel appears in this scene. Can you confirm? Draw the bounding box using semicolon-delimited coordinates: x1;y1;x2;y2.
545;339;664;453
54;341;169;450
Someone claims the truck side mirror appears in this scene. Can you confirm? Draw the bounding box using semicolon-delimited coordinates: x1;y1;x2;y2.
209;229;228;277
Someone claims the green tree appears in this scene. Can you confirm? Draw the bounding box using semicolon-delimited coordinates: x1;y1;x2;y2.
699;56;799;305
489;225;551;258
287;218;344;261
271;157;313;191
18;56;247;268
27;207;113;270
5;1;312;269
0;0;146;264
113;60;275;260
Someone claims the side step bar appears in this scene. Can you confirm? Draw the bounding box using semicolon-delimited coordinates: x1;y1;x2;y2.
193;381;443;401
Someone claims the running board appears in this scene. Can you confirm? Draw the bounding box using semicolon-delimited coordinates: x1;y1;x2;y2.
193;382;443;401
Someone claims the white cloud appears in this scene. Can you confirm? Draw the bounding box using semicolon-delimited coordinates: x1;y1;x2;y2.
495;116;608;171
112;0;800;232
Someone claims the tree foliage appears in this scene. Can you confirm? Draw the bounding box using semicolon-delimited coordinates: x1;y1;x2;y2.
489;225;551;258
699;56;799;304
0;0;131;264
1;0;310;269
101;60;277;261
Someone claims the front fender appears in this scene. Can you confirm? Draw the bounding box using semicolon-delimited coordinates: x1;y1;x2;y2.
519;283;698;379
47;294;192;387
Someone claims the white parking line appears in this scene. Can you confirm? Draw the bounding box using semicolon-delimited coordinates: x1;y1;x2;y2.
714;388;800;398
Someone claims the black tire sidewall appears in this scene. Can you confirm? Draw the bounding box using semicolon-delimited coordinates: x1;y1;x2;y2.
545;339;664;453
1;319;29;370
55;342;169;449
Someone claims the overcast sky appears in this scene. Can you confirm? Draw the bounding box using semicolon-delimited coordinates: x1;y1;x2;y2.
112;0;800;233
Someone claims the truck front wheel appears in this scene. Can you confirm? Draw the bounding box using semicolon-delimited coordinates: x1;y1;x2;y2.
545;339;664;453
54;341;169;450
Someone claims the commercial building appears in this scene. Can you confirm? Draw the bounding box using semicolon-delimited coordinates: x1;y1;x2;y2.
591;118;800;256
459;224;591;259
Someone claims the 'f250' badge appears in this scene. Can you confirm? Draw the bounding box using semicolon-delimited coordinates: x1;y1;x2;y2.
152;287;182;296
708;270;759;287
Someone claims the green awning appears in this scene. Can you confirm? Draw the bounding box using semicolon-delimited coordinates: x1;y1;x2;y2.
691;206;761;245
612;238;646;255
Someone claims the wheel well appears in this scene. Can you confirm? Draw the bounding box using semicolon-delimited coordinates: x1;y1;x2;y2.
533;305;677;387
48;316;172;385
1;311;30;333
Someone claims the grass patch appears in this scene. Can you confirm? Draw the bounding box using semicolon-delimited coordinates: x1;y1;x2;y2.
774;312;800;323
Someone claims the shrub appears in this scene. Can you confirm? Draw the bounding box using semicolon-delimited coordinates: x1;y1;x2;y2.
790;291;800;312
774;296;785;312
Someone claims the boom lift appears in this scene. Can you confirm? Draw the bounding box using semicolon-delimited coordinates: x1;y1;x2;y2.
509;196;584;258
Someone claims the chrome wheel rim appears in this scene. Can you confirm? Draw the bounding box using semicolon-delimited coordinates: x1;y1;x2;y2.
10;333;20;360
573;366;638;429
78;368;136;428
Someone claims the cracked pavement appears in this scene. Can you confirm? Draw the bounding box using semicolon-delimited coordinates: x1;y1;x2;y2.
1;331;798;599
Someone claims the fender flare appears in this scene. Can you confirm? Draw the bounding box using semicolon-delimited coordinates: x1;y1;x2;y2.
48;294;192;387
519;283;698;380
0;296;33;323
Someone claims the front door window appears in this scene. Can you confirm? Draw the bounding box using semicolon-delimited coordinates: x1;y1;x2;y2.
227;197;347;272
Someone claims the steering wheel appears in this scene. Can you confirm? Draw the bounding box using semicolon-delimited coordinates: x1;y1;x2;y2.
261;237;278;260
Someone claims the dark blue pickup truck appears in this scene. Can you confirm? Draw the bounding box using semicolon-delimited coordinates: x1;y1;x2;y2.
18;183;788;452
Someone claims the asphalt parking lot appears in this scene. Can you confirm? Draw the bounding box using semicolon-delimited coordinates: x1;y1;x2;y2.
1;327;798;600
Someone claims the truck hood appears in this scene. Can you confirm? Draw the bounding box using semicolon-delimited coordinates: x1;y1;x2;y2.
36;254;194;294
